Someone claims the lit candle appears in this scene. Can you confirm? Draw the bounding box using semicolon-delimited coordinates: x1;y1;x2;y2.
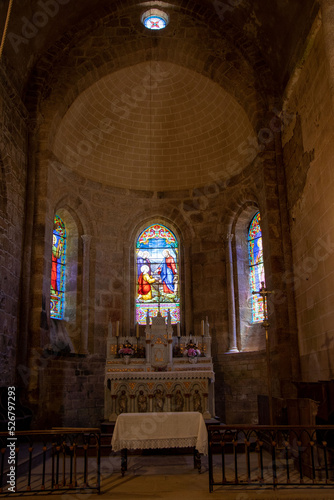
136;322;139;338
201;319;205;336
116;321;119;337
177;323;181;337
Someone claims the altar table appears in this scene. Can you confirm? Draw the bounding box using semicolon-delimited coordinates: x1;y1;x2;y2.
111;412;208;475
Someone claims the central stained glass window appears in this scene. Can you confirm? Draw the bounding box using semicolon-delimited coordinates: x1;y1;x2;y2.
136;224;180;324
248;212;265;323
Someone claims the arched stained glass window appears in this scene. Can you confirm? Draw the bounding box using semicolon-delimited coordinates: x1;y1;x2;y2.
50;215;66;319
136;224;180;324
248;212;265;323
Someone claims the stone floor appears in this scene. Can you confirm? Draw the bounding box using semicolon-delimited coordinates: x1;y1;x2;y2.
98;453;334;500
7;451;334;499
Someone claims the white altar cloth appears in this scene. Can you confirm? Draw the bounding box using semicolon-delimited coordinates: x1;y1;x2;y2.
111;411;208;455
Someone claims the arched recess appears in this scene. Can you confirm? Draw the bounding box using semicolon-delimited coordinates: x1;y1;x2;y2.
135;223;180;324
229;202;266;352
49;207;79;353
48;203;93;354
24;2;274;178
123;215;191;336
25;5;271;137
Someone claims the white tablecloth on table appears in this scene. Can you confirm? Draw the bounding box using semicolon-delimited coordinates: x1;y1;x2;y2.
111;412;208;455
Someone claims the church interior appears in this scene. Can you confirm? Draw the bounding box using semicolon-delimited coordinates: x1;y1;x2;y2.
1;0;334;439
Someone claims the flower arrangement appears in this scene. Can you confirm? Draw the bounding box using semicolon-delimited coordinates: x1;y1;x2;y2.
183;342;201;357
119;340;134;356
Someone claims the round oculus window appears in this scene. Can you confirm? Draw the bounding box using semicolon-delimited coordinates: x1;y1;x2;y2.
141;9;169;30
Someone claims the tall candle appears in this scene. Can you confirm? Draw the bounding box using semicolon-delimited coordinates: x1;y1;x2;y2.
201;319;205;336
177;323;181;337
116;321;119;337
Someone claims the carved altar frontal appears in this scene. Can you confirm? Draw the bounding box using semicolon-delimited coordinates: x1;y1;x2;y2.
104;314;215;421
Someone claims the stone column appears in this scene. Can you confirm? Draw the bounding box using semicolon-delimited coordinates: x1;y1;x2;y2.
320;0;334;108
148;394;154;412
202;393;211;420
225;234;238;352
145;339;151;364
168;338;173;364
81;235;92;353
130;395;136;413
110;395;117;422
185;394;190;412
166;394;172;412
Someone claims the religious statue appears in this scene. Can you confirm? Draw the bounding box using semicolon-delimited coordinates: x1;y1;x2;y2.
137;390;147;412
118;390;128;413
155;388;165;412
193;390;202;412
175;390;184;412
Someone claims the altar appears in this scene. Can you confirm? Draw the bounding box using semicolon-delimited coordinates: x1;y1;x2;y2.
104;313;215;421
111;411;208;475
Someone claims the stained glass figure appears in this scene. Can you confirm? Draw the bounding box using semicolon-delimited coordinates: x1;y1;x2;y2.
136;224;180;324
248;212;265;323
50;215;66;319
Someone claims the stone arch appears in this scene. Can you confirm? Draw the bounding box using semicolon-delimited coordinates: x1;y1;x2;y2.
230;201;266;352
24;2;277;157
20;1;279;201
122;212;193;337
47;196;95;354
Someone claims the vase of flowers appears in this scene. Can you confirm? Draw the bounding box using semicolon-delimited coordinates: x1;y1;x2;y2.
183;342;201;363
119;340;134;364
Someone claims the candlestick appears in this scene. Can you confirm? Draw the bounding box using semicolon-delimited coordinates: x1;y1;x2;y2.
177;323;181;337
201;319;205;336
116;321;119;337
136;322;139;338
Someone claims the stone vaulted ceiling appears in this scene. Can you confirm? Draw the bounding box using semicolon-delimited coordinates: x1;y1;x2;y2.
52;61;257;190
0;0;319;190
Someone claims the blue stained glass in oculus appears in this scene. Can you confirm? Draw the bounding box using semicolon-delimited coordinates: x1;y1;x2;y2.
144;15;167;30
141;9;169;30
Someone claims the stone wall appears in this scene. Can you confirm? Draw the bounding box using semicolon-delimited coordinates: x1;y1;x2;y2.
0;68;28;386
282;22;334;382
217;351;267;424
19;141;296;425
37;354;105;428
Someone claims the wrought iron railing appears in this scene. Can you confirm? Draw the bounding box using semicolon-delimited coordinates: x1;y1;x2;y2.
208;425;334;492
0;428;101;494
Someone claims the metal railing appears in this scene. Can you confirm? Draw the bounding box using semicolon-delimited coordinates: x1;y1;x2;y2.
208;425;334;492
0;428;101;494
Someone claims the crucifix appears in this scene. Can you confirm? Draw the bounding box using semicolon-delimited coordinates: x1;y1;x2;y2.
252;281;274;425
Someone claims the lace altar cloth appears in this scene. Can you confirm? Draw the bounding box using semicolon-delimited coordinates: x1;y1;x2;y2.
111;411;208;455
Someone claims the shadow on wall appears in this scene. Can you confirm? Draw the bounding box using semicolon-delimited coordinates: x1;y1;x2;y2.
0;387;33;431
49;319;75;354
